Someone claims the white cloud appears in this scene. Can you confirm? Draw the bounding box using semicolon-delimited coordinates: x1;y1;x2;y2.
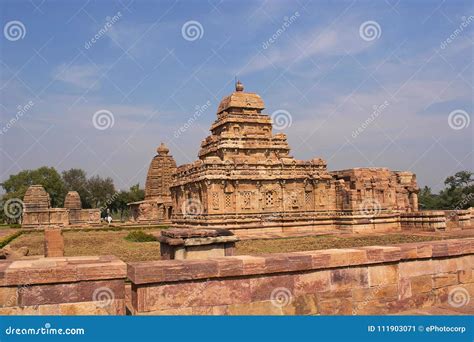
242;18;375;74
52;64;101;90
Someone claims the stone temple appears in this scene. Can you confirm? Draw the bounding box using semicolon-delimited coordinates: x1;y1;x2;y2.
168;82;420;234
22;186;100;227
128;143;177;224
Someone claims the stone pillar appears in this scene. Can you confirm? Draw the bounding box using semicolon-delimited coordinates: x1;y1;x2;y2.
410;192;418;212
44;227;65;257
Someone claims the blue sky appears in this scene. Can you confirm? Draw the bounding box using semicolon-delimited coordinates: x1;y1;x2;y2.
1;0;473;192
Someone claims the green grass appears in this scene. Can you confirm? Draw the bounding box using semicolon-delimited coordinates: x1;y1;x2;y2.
124;230;157;242
0;230;23;249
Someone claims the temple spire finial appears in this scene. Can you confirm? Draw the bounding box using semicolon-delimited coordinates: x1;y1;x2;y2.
235;79;244;92
157;142;169;155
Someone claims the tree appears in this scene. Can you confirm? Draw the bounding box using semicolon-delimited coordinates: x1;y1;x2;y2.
86;175;116;209
419;170;474;210
1;167;65;207
444;171;473;190
128;183;145;203
438;171;473;209
418;186;440;210
109;183;145;221
62;168;91;208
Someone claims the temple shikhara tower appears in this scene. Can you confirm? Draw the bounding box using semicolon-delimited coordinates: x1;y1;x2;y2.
129;143;177;223
169;82;419;233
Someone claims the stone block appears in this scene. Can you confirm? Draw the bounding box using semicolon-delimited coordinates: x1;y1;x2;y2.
18;279;124;307
282;294;318;315
294;251;331;269
409;275;433;294
330;267;368;290
432;273;458;289
228;255;266;275
398;277;412;300
353;299;391;315
399;260;434;278
458;269;473;284
294;270;330;295
214;258;243;277
352;284;398;302
0;286;18;307
44;228;64;257
227;300;282;315
138;278;251;312
434;258;458;274
326;249;368;268
249;274;295;302
318;297;352;315
359;246;401;263
368;264;398;287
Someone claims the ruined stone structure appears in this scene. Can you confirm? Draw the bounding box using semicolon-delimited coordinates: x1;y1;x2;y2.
22;185;69;227
64;191;100;225
169;82;419;233
331;168;419;212
129;143;177;224
21;185;100;228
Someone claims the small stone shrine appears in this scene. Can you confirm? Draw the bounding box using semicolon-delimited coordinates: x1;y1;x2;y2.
158;228;238;260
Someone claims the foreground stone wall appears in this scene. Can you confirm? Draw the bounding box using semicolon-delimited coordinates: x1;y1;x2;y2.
128;239;473;315
0;256;126;315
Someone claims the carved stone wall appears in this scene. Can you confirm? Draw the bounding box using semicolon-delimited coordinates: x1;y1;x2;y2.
21;185;100;228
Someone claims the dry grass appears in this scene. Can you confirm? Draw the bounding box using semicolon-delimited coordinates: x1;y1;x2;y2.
9;230;162;262
235;234;446;255
8;230;448;262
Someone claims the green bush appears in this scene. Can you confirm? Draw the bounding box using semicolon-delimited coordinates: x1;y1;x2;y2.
124;230;157;242
0;231;23;249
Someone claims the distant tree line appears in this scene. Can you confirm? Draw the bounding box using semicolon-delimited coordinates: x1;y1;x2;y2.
0;166;144;223
0;167;472;224
418;171;473;210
